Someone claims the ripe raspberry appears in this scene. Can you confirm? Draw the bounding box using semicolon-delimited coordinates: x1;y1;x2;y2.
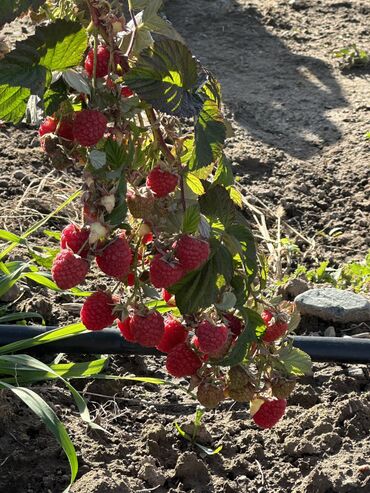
261;309;288;343
73;110;107;146
162;288;176;306
80;291;118;331
60;224;90;257
150;255;184;288
195;320;229;356
197;382;225;409
118;317;136;343
142;232;153;245
146;166;178;198
121;86;134;98
96;233;132;279
175;235;210;271
51;250;89;290
127;189;155;219
39;116;74;141
166;343;202;378
224;313;244;337
125;272;135;286
251;398;287;429
130;310;164;347
84;45;119;78
156;317;188;353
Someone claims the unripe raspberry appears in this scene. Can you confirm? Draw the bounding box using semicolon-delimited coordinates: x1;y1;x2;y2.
80;291;118;331
150;255;184;289
126;189;155;219
60;224;90;258
195;320;229;356
129;310;164;347
227;366;255;402
156;316;188;353
271;376;296;399
118;317;136;343
73;110;107;146
261;309;288;343
51;250;89;290
39;116;74;141
146;166;178;198
166;343;202;378
84;45;119;78
96;233;132;279
251;398;287;429
175;235;210;271
197;382;225;409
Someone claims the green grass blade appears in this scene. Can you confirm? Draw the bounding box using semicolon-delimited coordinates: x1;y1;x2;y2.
0;230;21;243
0;312;45;324
0;190;81;261
0;322;86;355
0;381;78;491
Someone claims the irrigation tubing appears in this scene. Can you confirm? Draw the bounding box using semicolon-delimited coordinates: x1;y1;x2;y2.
0;325;369;363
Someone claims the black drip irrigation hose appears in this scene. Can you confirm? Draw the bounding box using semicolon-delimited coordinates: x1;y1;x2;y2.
0;325;369;363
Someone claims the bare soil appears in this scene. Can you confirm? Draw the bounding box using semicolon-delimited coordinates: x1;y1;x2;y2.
0;1;370;492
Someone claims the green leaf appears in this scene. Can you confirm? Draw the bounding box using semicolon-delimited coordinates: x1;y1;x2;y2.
0;382;78;491
0;322;86;355
182;204;201;234
185;173;205;195
63;69;91;96
0;230;21;243
228;186;243;208
225;213;257;282
214;155;234;186
0;20;87;123
125;38;203;117
0;311;44;324
278;346;312;376
199;185;236;227
89;150;107;170
189;99;226;170
218;308;265;366
141;0;183;42
0;0;46;28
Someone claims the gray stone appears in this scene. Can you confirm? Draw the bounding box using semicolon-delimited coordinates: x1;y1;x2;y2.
295;288;370;323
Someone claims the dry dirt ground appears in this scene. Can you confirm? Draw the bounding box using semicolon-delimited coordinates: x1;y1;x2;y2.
0;1;370;492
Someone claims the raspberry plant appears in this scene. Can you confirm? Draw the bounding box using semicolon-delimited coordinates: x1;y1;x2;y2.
0;0;312;430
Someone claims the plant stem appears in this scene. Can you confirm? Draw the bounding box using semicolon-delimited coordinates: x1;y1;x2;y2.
145;108;175;163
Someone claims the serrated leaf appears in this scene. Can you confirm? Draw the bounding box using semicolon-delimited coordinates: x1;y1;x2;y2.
125;38;203;117
214;154;234;186
228;186;243;208
278;346;312;376
199;185;236;226
189;99;226;170
182;204;201;234
63;69;91;96
0;0;46;28
215;291;236;311
89;150;107;169
0;20;87;123
185;173;205;195
142;0;183;42
43;86;67;116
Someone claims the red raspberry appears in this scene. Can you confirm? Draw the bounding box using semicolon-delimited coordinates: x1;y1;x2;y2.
118;317;136;343
156;317;188;353
39;116;74;141
146;166;178;198
84;45;119;78
96;233;132;279
125;272;135;286
121;86;134;98
142;232;153;245
73;110;107;146
60;224;90;258
261;309;288;343
51;250;89;290
195;320;229;356
150;255;184;288
130;310;164;347
251;398;287;429
224;313;244;337
175;235;210;271
162;288;175;305
166;343;202;378
80;291;118;331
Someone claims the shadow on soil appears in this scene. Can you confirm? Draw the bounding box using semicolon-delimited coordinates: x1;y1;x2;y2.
167;0;348;160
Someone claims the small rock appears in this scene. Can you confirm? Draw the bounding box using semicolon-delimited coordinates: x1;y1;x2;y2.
279;278;310;299
324;326;336;337
0;284;21;302
295;288;370;323
138;460;166;488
